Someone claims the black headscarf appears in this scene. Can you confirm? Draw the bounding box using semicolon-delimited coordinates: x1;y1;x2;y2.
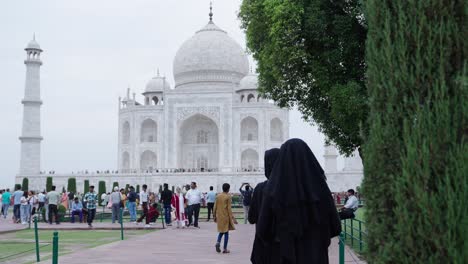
257;138;341;264
250;148;280;264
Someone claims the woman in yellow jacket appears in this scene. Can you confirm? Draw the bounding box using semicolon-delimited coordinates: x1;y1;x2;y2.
214;183;237;254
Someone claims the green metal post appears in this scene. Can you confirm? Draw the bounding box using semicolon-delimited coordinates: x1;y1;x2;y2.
351;219;354;247
339;232;345;264
344;219;347;240
34;217;40;262
359;221;363;252
52;231;58;264
120;208;124;240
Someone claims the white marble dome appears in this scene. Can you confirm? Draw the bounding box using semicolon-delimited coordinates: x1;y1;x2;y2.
26;39;41;51
173;21;249;88
238;73;258;91
145;74;169;93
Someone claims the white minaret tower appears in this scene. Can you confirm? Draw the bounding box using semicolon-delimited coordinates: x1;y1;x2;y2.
324;142;338;173
19;36;43;175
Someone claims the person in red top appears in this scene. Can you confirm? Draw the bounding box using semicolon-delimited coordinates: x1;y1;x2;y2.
138;203;160;228
171;187;187;228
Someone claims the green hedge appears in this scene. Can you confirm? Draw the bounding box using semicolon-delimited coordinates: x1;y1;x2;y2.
67;178;76;193
98;181;106;205
362;0;466;262
46;177;53;192
84;180;90;194
22;178;29;192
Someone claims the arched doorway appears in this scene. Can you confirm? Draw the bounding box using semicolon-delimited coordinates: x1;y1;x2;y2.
270;118;283;142
140;119;157;142
179;114;219;170
241;116;258;141
140;150;157;171
241;149;259;171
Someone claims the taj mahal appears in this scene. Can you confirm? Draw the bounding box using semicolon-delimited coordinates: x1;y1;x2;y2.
15;8;363;193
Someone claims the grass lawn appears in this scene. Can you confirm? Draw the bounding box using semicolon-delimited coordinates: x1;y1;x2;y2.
0;229;154;264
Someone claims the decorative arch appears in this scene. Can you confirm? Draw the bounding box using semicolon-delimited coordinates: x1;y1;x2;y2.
122;121;130;144
241;116;258;141
122;152;130;170
140;150;157;171
247;94;255;102
140;119;157;142
152;96;159;105
179;114;219;169
270;118;283;142
240;94;245;103
241;149;259;171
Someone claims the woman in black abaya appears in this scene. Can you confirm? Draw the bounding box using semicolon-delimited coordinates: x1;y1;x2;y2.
256;139;341;264
249;148;280;264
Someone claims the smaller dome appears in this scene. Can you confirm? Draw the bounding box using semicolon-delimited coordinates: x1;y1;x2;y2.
238;73;258;91
145;74;170;93
25;39;42;51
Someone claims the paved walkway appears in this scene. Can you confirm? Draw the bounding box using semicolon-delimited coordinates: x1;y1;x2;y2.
48;221;365;264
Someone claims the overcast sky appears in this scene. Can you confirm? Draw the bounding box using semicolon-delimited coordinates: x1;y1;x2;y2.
0;0;345;188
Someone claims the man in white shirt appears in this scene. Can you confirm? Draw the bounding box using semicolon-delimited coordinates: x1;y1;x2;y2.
136;184;149;225
339;189;359;220
186;182;202;228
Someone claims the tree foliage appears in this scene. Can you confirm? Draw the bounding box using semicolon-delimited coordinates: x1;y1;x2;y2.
67;178;76;194
98;181;106;205
362;0;466;262
22;178;29;192
84;180;90;194
46;177;53;192
239;0;367;154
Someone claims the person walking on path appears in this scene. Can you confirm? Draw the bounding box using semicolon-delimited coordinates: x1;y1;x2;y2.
127;186;137;222
206;186;216;222
239;183;253;224
84;185;98;228
46;186;61;225
110;187;122;224
171;187;187;228
13;185;23;223
256;139;341;264
160;183;173;226
249;148;280;264
20;191;30;224
2;189;11;219
214;183;237;254
37;191;46;220
186;182;202;228
61;190;69;211
28;191;38;221
137;184;149;224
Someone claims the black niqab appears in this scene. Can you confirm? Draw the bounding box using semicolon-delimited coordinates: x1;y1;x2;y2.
250;148;280;264
256;138;341;264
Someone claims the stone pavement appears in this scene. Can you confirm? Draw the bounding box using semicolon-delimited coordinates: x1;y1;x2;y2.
48;221;365;264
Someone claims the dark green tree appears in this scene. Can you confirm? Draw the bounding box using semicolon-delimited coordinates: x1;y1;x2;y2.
98;181;106;205
112;182;119;189
125;184;130;194
21;178;29;192
84;180;90;194
14;184;22;191
362;0;466;262
67;178;77;194
136;185;140;193
46;177;53;192
239;0;367;155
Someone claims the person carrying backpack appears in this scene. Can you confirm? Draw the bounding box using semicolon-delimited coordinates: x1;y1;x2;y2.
239;183;253;224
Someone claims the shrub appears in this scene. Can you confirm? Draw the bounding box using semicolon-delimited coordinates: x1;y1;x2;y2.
98;181;106;205
84;180;89;194
21;178;29;192
67;178;77;194
46;177;53;192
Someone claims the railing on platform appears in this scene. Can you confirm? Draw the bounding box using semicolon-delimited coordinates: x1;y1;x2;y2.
341;218;367;253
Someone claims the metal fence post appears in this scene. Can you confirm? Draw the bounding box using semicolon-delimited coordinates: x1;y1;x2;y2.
34;217;40;262
359;220;363;252
101;206;105;222
120;208;124;240
52;231;58;264
339;232;345;264
344;219;347;240
351;219;354;248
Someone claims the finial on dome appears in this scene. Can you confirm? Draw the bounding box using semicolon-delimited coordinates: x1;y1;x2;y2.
209;1;213;22
33;33;36;40
157;68;160;77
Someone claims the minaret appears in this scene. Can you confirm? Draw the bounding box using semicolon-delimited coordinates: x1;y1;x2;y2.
19;36;43;175
324;142;338;173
